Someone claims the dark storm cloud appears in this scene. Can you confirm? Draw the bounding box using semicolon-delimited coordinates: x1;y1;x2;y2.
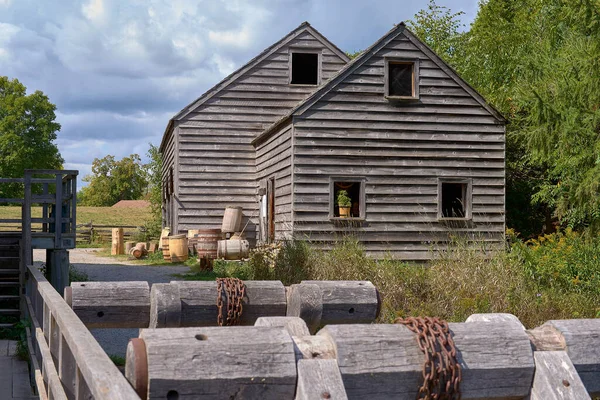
0;0;478;186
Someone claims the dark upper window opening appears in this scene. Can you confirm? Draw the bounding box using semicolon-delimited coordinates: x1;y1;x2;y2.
441;182;467;218
291;53;319;85
388;62;414;97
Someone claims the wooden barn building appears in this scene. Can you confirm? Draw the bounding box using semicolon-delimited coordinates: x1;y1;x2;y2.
159;22;506;260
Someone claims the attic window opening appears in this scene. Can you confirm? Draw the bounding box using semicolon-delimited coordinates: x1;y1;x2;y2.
291;52;319;85
385;59;419;100
439;180;471;220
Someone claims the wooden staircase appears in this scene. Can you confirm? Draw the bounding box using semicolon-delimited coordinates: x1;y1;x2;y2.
0;235;21;329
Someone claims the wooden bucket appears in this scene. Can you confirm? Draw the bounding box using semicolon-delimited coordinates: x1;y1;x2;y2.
162;237;170;261
221;206;243;233
217;239;250;260
169;234;188;263
195;229;222;261
187;229;200;255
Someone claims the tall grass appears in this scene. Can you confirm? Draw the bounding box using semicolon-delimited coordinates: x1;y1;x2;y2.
213;232;600;328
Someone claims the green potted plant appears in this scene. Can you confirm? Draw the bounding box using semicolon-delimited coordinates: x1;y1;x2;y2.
336;190;352;218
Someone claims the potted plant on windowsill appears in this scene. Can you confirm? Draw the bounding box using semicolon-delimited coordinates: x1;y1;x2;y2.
336;190;352;218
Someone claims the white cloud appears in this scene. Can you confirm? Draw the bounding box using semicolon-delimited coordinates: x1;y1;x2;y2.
0;0;12;6
81;0;106;23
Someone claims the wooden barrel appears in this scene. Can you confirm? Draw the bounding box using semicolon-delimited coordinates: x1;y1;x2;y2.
221;206;243;233
162;238;170;261
195;229;222;261
169;235;188;263
187;230;200;255
217;239;250;260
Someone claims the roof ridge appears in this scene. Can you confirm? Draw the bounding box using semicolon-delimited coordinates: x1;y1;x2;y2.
160;21;348;151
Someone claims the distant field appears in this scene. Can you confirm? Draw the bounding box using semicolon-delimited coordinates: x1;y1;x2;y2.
0;206;151;230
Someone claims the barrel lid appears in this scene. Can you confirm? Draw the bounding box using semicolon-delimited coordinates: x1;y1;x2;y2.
170;234;187;239
225;205;243;210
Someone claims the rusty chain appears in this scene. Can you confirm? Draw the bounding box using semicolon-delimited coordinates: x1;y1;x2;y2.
216;278;246;326
395;316;461;400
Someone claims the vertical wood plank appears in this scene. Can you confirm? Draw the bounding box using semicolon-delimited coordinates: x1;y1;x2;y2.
59;335;77;400
55;174;63;248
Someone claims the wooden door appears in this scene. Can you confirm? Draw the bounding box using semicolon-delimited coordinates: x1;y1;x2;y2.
267;178;275;242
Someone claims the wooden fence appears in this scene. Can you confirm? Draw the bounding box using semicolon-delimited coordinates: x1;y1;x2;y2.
24;264;140;400
76;222;144;244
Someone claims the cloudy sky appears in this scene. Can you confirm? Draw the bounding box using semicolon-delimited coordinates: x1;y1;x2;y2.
0;0;479;186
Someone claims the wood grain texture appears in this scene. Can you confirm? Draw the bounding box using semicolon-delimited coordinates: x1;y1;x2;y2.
255;316;310;336
535;319;600;396
172;280;287;326
530;351;591;400
134;326;297;399
286;283;323;333
318;321;534;399
149;283;181;328
295;359;348;400
69;281;150;328
301;281;379;326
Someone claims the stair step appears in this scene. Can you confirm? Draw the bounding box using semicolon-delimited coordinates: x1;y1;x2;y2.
0;269;19;275
0;323;15;328
0;295;19;300
0;309;19;315
0;282;19;287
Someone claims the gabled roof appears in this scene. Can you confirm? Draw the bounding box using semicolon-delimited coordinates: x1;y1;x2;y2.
253;22;506;146
160;22;350;152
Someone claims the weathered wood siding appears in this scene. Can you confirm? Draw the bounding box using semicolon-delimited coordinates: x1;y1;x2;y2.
161;126;177;231
174;29;347;242
255;124;293;239
292;32;505;260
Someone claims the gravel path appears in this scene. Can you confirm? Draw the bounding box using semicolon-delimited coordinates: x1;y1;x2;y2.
33;248;191;357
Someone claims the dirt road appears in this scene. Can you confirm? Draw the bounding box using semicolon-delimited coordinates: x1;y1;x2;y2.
33;248;191;356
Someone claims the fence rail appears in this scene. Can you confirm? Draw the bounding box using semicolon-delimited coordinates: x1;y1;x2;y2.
24;264;140;400
75;222;144;244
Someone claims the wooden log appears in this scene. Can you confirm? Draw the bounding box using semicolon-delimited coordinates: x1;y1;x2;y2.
286;283;323;334
125;326;297;399
170;280;287;327
125;241;136;254
148;242;158;254
291;335;337;361
530;351;591;400
295;359;348;400
130;242;147;259
111;228;124;255
466;313;525;329
294;281;380;329
528;319;600;396
149;283;181;328
65;282;150;328
255;316;310;336
318;321;535;399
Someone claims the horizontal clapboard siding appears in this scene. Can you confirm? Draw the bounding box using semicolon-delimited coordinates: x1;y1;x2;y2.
291;32;505;260
173;29;347;243
256;125;294;239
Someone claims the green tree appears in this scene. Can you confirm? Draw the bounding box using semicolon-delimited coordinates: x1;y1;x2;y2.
79;154;148;206
0;76;63;198
144;144;163;237
407;0;467;66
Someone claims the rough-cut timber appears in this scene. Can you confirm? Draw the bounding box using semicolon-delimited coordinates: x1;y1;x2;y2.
318;321;534;399
160;22;349;243
528;319;600;396
301;280;379;326
295;359;348;400
286;283;323;333
530;351;591;400
66;282;150;328
149;283;181;328
172;280;287;326
127;326;298;399
255;316;310;336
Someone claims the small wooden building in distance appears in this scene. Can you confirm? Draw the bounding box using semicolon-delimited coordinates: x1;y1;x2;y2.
159;22;506;260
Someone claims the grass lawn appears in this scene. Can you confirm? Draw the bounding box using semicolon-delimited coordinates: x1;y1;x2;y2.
0;205;150;229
